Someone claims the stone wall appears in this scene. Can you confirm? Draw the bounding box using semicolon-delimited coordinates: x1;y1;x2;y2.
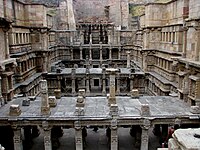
0;0;3;18
189;0;200;20
4;0;13;21
73;0;109;22
0;29;6;61
25;5;47;27
144;0;184;27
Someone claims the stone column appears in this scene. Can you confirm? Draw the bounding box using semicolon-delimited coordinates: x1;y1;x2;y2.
86;73;90;95
74;121;83;150
140;119;151;150
100;43;103;61
102;66;106;95
109;48;112;60
80;31;84;44
42;121;52;150
110;119;118;150
182;28;187;58
108;30;110;44
90;33;92;44
0;77;4;105
71;68;76;95
195;29;200;61
89;45;92;61
80;46;83;60
126;51;131;68
1;75;8;103
116;74;120;95
43;54;48;73
130;78;134;91
106;68;119;105
118;47;121;60
4;31;10;59
40;80;50;115
71;48;73;60
12;126;23;150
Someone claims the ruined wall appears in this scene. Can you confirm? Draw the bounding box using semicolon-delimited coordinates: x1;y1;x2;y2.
189;0;200;20
73;0;109;22
73;0;129;29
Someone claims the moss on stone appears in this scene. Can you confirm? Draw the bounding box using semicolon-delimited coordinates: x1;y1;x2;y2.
129;5;145;16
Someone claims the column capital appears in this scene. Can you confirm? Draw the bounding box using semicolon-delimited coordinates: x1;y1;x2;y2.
111;119;118;130
42;121;52;131
74;120;82;130
141;119;151;130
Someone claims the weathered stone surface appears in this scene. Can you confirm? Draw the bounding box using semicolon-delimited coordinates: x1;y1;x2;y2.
49;96;57;107
172;128;200;150
22;98;30;106
131;89;139;98
9;104;21;116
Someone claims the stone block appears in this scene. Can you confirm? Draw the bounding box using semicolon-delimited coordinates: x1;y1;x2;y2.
49;96;57;107
9;104;21;116
41;106;50;115
76;96;85;107
78;89;85;98
190;106;200;114
168;138;180;150
22;98;30;106
51;65;56;72
56;68;61;73
109;97;116;105
110;104;118;116
131;89;139;98
54;89;61;99
75;107;84;116
141;104;150;116
28;95;36;101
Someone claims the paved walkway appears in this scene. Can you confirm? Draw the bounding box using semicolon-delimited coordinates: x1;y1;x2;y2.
31;127;161;150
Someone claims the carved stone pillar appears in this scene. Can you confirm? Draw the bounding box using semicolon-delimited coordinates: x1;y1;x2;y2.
140;119;151;150
42;122;52;150
116;74;120;95
109;48;112;60
195;29;200;61
86;74;90;95
126;51;131;68
0;77;4;105
118;47;121;60
4;31;10;59
106;68;120;104
111;119;118;150
102;66;106;95
40;80;50;115
71;48;73;60
80;31;84;44
74;121;83;150
72;78;76;95
90;33;92;44
89;45;92;61
12;126;23;150
80;46;83;60
100;48;103;62
182;28;188;58
130;78;134;91
72;68;76;95
1;75;8;103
